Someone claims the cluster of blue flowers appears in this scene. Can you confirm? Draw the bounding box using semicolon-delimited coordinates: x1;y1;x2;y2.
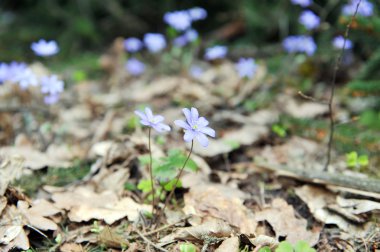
285;0;373;56
135;107;215;147
0;39;64;104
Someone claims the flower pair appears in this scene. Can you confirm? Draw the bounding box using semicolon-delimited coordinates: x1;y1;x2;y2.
135;107;215;147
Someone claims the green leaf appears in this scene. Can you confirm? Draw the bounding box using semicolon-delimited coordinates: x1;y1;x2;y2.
358;155;369;167
224;140;241;150
137;179;154;193
294;241;315;252
346;151;358;168
272;124;287;138
275;241;293;252
259;246;272;252
179;243;197;252
162;179;182;191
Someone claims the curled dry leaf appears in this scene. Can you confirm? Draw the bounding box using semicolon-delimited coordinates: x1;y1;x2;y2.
255;198;319;246
183;184;257;234
0;156;24;195
160;219;233;244
17;200;59;231
336;196;380;215
215;236;240;252
250;235;278;248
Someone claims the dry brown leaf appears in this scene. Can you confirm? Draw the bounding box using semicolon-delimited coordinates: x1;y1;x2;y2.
0;146;70;170
255;198;319;246
295;185;368;235
60;243;84;252
98;226;128;248
277;94;328;119
215;236;239;252
336;196;380;214
160;219;233;244
183;183;257;234
17;200;59;231
0;156;24;195
0;196;6;214
52;187;151;224
250;235;278;248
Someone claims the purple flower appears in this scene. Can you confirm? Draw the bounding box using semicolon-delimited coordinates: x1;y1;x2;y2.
189;65;203;78
6;62;28;83
144;33;167;53
44;94;60;105
31;39;59;57
185;29;198;42
299;10;320;30
283;35;316;56
173;35;188;47
124;38;143;53
134;107;171;133
0;63;9;84
342;0;373;17
204;46;228;60
40;75;64;95
174;107;215;147
164;10;192;31
188;7;207;21
235;58;257;79
126;58;145;76
291;0;312;7
333;36;353;50
15;68;38;89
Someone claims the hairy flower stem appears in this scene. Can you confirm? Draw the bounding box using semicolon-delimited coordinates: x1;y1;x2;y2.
155;140;194;226
148;128;156;219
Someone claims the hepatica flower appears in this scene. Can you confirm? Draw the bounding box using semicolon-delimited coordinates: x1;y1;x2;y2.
44;94;60;105
31;39;59;57
175;107;215;147
283;35;316;56
235;58;257;79
333;36;353;50
342;0;373;17
173;35;188;47
291;0;312;7
15;68;38;89
144;33;166;53
41;75;64;95
185;29;198;42
135;107;171;133
204;46;228;61
299;10;320;30
164;10;192;31
126;58;145;76
188;7;207;21
189;65;204;78
124;38;143;53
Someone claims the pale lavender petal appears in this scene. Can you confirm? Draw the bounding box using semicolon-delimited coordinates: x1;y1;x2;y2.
145;107;154;121
154;115;164;123
155;123;171;132
196;133;209;147
182;108;192;124
140;120;151;126
190;107;199;121
135;110;148;121
184;130;196;142
200;127;215;137
197;117;209;127
175;120;191;130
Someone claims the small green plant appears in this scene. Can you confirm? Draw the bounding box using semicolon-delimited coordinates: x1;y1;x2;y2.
90;221;103;234
179;242;197;252
274;241;315;252
346;151;369;168
272;124;287;138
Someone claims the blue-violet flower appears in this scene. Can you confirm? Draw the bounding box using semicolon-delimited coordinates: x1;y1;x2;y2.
235;58;257;79
144;33;167;53
283;35;316;56
342;0;373;17
299;10;320;30
40;75;64;95
174;107;215;147
188;7;207;21
126;58;145;76
291;0;312;7
333;36;353;50
31;39;59;57
204;46;228;61
124;38;143;53
164;10;192;31
135;107;171;133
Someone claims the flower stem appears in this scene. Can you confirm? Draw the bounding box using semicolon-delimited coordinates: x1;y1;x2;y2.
155;140;194;226
148;128;156;218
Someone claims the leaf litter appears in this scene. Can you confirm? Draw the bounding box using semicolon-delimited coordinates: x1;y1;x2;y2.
0;51;380;251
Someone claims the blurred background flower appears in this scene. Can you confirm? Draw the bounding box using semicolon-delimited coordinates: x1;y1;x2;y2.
125;58;145;76
31;39;59;57
144;33;166;53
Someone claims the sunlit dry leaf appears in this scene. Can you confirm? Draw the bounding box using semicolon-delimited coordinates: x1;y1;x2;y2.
60;243;84;252
255;198;319;246
184;184;257;234
250;235;278;248
277;94;328;119
129;76;180;102
336;196;380;215
98;226;129;248
0;196;7;214
0;156;24;195
17;200;58;231
215;236;239;252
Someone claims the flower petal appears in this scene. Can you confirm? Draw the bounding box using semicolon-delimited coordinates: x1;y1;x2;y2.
135;110;147;121
184;130;196;142
196;133;209;147
190;107;199;121
197;117;209;127
145;107;154;121
140;120;151;126
182;108;192;124
174;120;191;130
155;123;171;132
154;115;164;123
200;127;215;137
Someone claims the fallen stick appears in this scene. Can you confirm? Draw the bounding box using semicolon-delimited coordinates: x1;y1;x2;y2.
254;160;380;194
